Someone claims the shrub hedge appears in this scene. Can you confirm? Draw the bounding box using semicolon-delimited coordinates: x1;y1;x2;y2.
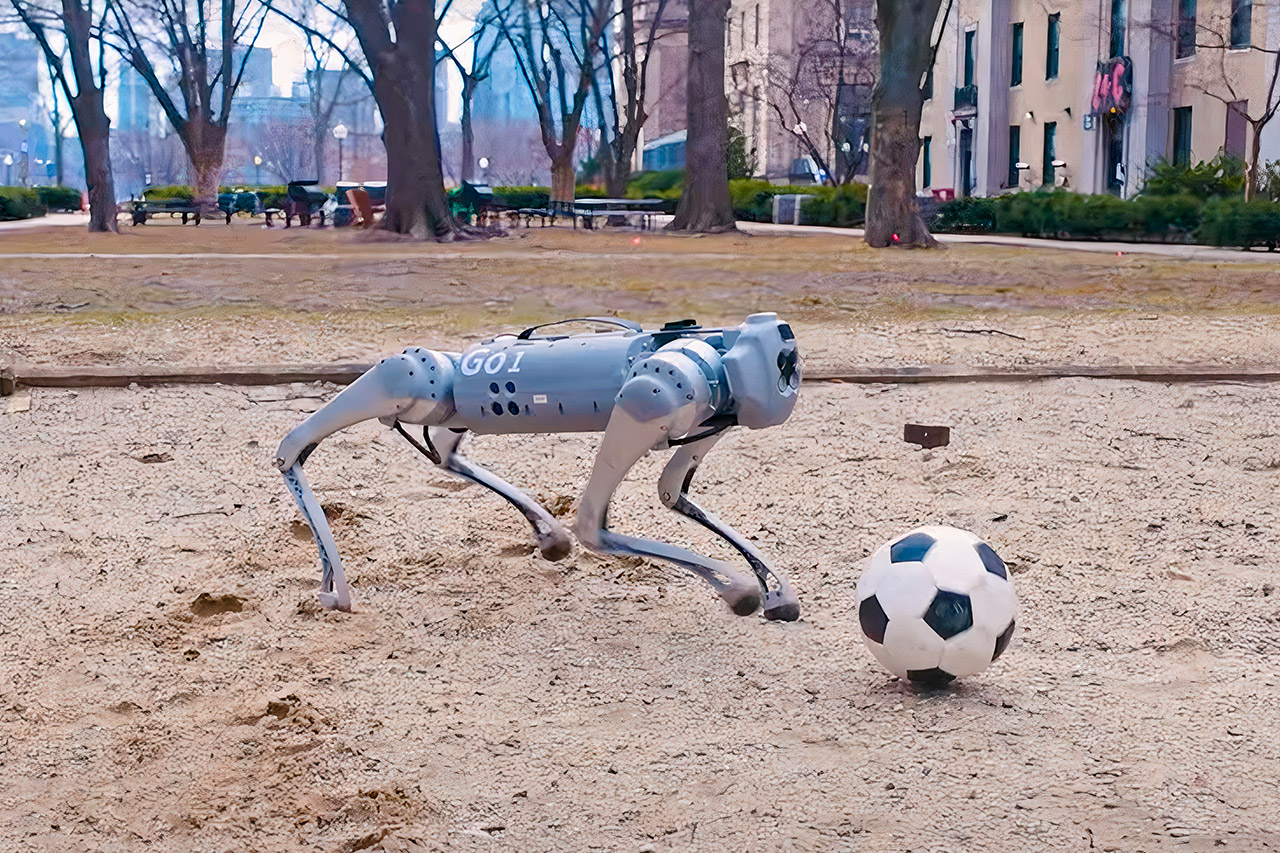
728;179;867;225
0;186;45;221
933;189;1280;247
36;185;82;211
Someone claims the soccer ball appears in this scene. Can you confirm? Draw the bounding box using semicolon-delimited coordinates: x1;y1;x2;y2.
857;525;1017;686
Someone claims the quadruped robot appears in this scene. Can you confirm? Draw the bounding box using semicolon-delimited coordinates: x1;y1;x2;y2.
275;313;803;620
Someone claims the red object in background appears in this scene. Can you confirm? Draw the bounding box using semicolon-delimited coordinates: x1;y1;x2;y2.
932;188;956;202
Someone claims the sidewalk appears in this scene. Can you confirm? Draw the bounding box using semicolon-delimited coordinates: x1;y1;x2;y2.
734;220;1280;262
0;212;90;231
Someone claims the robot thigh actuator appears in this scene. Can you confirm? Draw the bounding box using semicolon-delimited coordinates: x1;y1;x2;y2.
274;313;803;620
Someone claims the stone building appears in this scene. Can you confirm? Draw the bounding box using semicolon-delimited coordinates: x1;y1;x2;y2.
918;0;1280;198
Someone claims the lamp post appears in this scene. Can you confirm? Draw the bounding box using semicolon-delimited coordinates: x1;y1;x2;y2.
332;124;348;182
3;154;12;185
253;154;262;186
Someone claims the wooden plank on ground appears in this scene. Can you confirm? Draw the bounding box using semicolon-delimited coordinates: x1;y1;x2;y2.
3;362;1279;395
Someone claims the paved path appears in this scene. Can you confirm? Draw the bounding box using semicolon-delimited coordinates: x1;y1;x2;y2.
4;210;1276;263
734;220;1280;262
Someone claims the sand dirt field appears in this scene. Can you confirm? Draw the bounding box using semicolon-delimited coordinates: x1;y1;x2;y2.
1;223;1279;851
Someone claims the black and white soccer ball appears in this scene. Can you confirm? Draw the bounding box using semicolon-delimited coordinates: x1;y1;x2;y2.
857;525;1017;686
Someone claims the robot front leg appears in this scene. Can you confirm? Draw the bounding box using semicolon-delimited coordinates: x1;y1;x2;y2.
574;401;762;617
658;434;801;621
426;428;572;561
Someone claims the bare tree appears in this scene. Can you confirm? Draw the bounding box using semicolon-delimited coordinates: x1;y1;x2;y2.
863;0;950;249
590;0;669;197
667;0;733;232
257;116;316;183
438;3;505;184
9;0;118;231
495;0;614;204
266;0;368;184
113;128;187;189
106;0;268;206
760;0;876;187
1166;7;1280;200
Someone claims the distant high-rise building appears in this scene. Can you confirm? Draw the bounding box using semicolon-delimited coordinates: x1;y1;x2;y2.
117;64;153;132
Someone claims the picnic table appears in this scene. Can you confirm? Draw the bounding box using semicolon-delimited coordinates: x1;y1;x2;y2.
572;198;666;230
125;198;204;226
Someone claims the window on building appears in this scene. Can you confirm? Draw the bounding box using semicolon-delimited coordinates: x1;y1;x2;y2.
1177;0;1196;58
1042;121;1057;185
1226;100;1248;159
1110;0;1127;57
1173;107;1193;165
754;4;760;46
923;65;934;100
1231;0;1251;48
1046;13;1061;79
963;29;976;87
1008;126;1022;187
922;136;932;188
1011;23;1024;86
741;11;747;47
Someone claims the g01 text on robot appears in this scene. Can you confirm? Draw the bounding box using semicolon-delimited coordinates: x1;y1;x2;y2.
274;313;803;621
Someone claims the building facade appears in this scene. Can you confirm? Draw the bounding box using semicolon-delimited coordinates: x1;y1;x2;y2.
919;0;1280;198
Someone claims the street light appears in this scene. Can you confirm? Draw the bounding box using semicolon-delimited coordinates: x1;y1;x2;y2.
332;123;349;181
3;154;12;184
253;154;262;186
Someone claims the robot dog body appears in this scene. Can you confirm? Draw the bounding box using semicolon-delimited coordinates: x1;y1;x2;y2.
275;313;802;620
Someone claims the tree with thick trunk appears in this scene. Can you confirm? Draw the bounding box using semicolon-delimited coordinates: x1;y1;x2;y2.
342;0;471;238
10;0;118;232
864;0;948;249
667;0;735;233
496;0;613;205
108;0;268;206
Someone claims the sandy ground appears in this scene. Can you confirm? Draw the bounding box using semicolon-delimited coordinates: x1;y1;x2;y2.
2;222;1279;850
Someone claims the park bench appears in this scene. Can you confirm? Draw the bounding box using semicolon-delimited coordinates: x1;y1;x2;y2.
126;198;203;226
283;180;330;228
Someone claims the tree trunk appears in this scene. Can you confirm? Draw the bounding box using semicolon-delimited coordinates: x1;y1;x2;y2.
550;154;576;205
603;156;628;198
376;64;462;238
668;0;735;233
864;0;942;248
73;95;118;233
181;117;227;208
1246;120;1263;201
460;76;476;184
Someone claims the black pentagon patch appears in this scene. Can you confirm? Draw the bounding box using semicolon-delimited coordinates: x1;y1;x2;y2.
923;590;973;639
993;619;1016;661
975;542;1007;579
890;531;936;563
858;595;888;644
907;667;956;687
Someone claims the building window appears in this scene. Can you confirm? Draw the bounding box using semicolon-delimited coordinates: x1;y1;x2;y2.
1109;0;1127;57
1226;101;1248;159
923;66;933;100
741;11;747;47
1008;126;1021;187
1042;121;1057;186
754;4;760;46
963;29;977;87
1177;0;1196;58
922;136;932;188
1231;0;1251;48
1046;13;1061;79
1173;107;1193;165
1011;23;1023;86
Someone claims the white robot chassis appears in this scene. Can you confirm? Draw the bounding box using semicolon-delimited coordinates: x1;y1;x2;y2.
275;313;803;621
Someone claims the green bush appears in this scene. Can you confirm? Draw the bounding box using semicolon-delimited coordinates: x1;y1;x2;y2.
35;185;81;211
1143;155;1245;199
803;183;868;227
629;170;685;194
0;186;45;221
935;190;1206;242
143;184;195;201
1196;197;1280;249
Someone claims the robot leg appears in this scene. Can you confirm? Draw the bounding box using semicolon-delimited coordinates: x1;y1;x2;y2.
658;434;800;621
574;374;761;616
427;428;572;561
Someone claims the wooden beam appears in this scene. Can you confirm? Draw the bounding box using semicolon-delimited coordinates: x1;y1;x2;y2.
3;362;1279;396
